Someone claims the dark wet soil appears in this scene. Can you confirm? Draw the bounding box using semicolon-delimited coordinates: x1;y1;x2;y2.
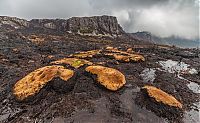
0;31;199;123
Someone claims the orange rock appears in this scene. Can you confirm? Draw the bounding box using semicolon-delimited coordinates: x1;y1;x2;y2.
85;65;126;91
47;55;54;59
13;65;74;101
142;86;183;108
12;48;18;52
113;54;130;62
105;46;114;50
127;48;134;53
71;50;101;59
129;54;145;62
104;47;145;62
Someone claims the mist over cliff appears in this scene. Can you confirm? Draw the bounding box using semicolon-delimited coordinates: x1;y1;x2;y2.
0;0;199;39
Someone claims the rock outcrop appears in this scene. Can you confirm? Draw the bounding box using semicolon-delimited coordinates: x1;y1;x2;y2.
0;16;29;29
66;15;125;36
129;31;200;48
0;15;125;36
29;19;66;31
129;31;152;42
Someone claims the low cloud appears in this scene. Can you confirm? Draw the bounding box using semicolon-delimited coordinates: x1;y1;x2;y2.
0;0;199;39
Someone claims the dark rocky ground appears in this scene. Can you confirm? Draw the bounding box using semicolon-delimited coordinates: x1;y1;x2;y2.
0;30;199;123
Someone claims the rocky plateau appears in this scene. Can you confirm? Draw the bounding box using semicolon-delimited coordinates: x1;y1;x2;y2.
0;15;199;123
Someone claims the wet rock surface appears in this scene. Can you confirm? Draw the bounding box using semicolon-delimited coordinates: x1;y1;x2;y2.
0;16;200;123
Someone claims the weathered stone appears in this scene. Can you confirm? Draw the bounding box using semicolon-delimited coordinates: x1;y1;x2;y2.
104;47;145;62
70;50;101;59
13;65;74;101
0;16;29;29
142;85;183;108
1;15;125;37
85;65;126;91
67;15;125;36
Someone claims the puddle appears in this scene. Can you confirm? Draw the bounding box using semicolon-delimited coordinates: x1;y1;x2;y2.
140;68;156;83
187;82;200;94
177;75;200;94
0;114;10;122
183;102;200;123
0;105;23;122
65;88;168;123
183;109;200;123
158;60;198;75
158;60;199;94
119;88;168;123
65;97;118;123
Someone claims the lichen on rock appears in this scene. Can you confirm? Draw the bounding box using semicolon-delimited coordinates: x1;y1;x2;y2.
70;50;101;59
104;47;145;62
51;58;93;68
13;65;74;101
85;65;126;91
142;85;183;108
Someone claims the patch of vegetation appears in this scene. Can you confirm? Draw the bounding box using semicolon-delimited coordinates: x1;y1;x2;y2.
51;58;93;68
71;60;82;68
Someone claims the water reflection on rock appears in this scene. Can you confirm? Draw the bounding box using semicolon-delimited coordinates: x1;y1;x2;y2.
140;68;156;83
183;102;200;123
120;88;167;123
187;82;200;94
158;60;198;75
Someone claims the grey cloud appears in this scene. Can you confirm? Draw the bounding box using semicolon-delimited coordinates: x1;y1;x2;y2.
0;0;91;19
89;0;199;39
90;0;169;9
0;0;199;39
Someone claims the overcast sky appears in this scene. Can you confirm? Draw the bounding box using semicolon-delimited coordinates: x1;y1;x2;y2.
0;0;199;39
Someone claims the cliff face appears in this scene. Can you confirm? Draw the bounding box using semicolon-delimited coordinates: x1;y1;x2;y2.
0;15;125;36
29;19;66;31
0;16;29;29
129;31;152;42
67;16;125;36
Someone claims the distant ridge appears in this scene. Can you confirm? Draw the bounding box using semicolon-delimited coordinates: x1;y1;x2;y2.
0;15;125;36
